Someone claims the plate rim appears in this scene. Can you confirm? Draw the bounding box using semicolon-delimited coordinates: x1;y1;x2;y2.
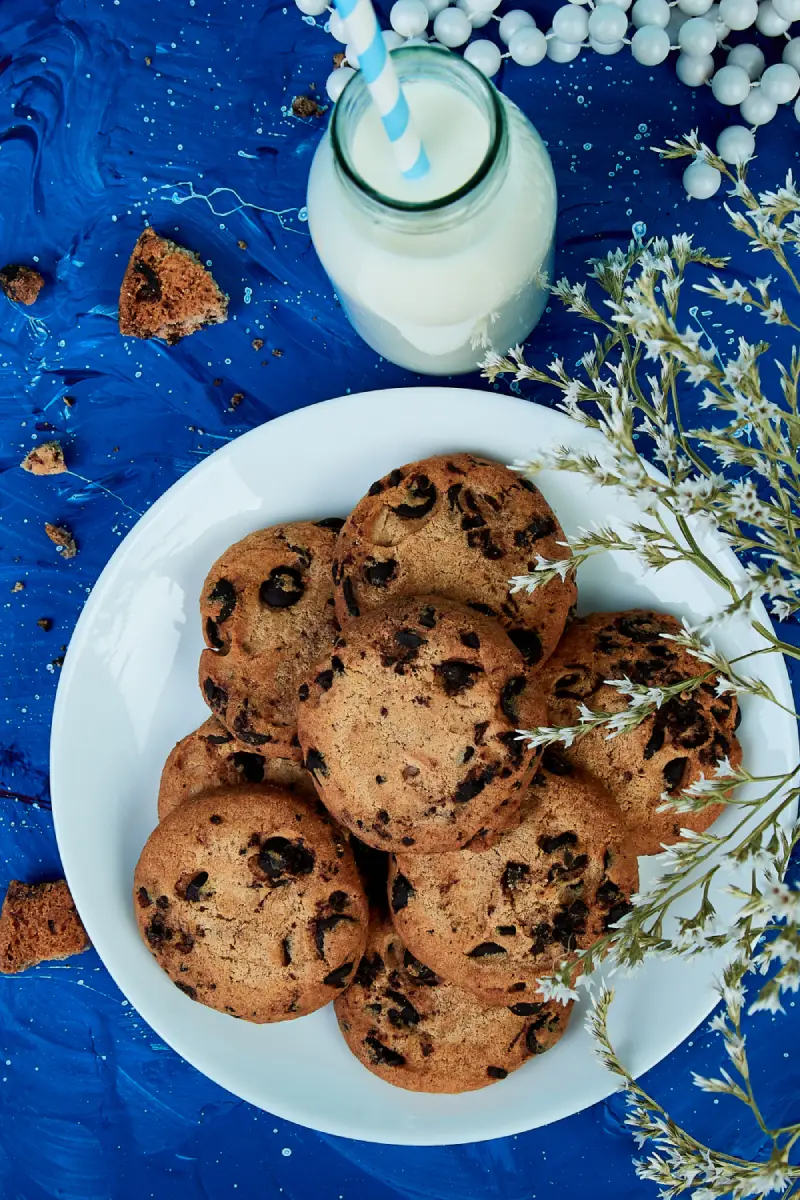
50;385;799;1145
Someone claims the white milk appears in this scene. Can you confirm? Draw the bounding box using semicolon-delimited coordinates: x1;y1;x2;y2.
307;48;557;376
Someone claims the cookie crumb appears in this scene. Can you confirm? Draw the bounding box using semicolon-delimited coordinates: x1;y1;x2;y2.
11;581;24;593
230;392;245;409
272;348;284;358
37;618;53;632
237;239;248;250
0;264;44;306
292;95;323;118
252;338;264;351
119;227;228;344
64;395;76;408
213;378;222;386
51;656;65;669
333;51;346;69
45;523;77;559
0;880;90;973
21;440;67;476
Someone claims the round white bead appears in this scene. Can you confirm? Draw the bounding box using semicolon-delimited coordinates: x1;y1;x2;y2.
588;3;628;41
567;0;590;5
739;88;778;124
382;29;406;48
773;0;800;18
727;42;764;79
590;35;625;50
705;3;731;36
755;0;791;34
665;8;690;37
464;0;503;11
711;64;752;103
677;0;712;13
718;0;757;26
631;24;671;63
675;51;715;84
422;0;449;14
390;0;429;35
683;160;722;198
604;0;633;9
295;0;330;14
547;31;583;58
457;0;492;27
783;39;800;73
328;9;348;41
632;0;671;26
433;6;473;44
344;42;360;66
553;4;590;40
498;9;536;42
508;25;548;62
796;94;800;121
761;62;800;104
716;123;756;162
404;33;432;43
326;65;356;101
464;37;503;74
678;16;717;55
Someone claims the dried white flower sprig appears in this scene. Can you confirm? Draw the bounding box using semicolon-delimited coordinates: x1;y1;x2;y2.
485;137;800;1197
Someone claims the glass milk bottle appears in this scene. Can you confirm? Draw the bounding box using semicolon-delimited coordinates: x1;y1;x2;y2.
306;46;557;376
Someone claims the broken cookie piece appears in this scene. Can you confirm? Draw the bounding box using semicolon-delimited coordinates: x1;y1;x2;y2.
119;227;229;345
0;880;90;973
0;264;44;306
21;441;67;476
45;522;77;558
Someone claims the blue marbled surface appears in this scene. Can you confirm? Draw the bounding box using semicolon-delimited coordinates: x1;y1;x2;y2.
1;0;799;1195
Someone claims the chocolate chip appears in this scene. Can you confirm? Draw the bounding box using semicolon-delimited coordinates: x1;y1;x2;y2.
329;890;348;912
529;922;552;956
541;748;572;776
526;1025;549;1055
376;775;386;784
502;862;530;892
315;517;345;531
473;721;489;745
314;913;357;959
468;602;496;617
305;748;328;778
395;628;426;651
496;731;524;766
386;989;420;1028
323;962;354;988
509;1001;544;1016
365;1036;405;1067
298;682;310;701
376;809;390;823
230;751;265;784
259;837;315;882
203;678;228;714
734;704;742;730
418;605;437;628
466;528;503;559
507;628;543;666
205;618;225;650
462;745;475;764
508;982;527;992
466;942;506;958
391;873;415;912
386;469;404;487
643;721;665;760
403;949;438;986
184;872;209;902
391;474;437;520
207;578;236;622
515;515;556;546
460;631;481;649
316;669;334;691
354;952;384;987
454;764;496;803
336;576;357;617
553;899;588;949
616;614;665;642
209;814;222;825
434;659;483;696
281;937;292;966
663;757;688;793
368;479;384;496
145;913;172;948
501;676;526;723
175;981;197;1000
538;831;578;854
205;731;234;745
401;836;415;846
136;887;152;908
596;880;620;907
487;1066;508;1079
331;559;343;585
461;513;487;531
554;665;599;701
260;566;305;608
232;704;270;746
364;558;397;587
496;925;517;936
447;483;463;510
156;896;170;910
604;900;633;929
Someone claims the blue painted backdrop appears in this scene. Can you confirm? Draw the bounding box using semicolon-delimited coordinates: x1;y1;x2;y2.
0;0;798;1195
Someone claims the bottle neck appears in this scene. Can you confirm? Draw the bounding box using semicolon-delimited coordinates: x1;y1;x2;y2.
330;46;508;232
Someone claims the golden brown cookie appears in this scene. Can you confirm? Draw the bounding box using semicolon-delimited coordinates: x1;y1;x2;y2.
199;520;342;755
388;754;638;1005
157;717;316;821
333;454;575;670
334;914;570;1093
118;227;228;343
134;786;368;1023
296;596;546;854
537;610;741;856
0;880;90;973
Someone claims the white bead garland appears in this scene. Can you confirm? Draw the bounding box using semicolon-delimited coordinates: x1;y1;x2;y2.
464;36;503;72
390;0;430;36
717;0;758;28
632;0;671;27
383;29;406;49
761;62;800;104
716;124;755;162
677;0;713;15
328;9;348;42
784;39;800;73
755;0;792;35
295;0;329;14
683;159;722;197
433;6;473;44
552;4;590;42
711;63;752;103
588;3;629;42
590;35;625;50
631;25;671;64
773;0;800;18
326;65;356;101
547;31;583;58
498;8;535;42
727;42;765;78
739;87;779;123
422;0;449;14
508;25;548;62
676;50;715;84
678;16;717;57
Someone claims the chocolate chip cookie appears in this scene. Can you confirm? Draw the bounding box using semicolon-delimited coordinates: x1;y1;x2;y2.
388;753;637;1005
134;786;368;1022
199;520;343;755
296;596;546;854
334;914;570;1093
333;454;576;670
537;610;741;856
158;717;316;822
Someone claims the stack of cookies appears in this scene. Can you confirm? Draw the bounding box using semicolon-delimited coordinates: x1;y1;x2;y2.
133;453;741;1095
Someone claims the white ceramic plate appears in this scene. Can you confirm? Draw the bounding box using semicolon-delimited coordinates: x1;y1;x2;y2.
51;388;798;1146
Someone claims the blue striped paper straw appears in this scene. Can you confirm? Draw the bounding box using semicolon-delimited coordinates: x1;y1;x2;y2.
333;0;430;181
